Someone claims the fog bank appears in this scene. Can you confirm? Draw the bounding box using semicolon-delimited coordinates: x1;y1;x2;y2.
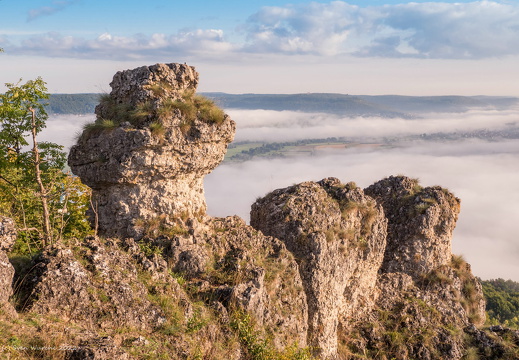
226;108;519;142
39;112;519;281
205;140;519;281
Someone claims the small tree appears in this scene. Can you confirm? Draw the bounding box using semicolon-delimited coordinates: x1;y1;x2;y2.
0;78;91;251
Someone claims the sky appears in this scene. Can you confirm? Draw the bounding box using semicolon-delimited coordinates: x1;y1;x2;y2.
1;0;519;95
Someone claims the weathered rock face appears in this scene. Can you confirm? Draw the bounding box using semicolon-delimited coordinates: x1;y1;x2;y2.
251;176;486;360
14;236;247;359
163;215;308;349
0;216;17;318
349;262;485;360
100;63;198;109
22;238;167;330
365;175;460;278
251;177;387;359
68;63;235;239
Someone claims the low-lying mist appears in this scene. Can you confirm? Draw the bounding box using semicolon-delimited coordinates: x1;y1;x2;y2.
41;110;519;281
226;108;519;142
205;140;519;281
206;108;519;281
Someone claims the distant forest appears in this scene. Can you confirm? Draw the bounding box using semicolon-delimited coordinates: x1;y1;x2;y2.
47;93;519;116
481;278;519;328
47;93;100;114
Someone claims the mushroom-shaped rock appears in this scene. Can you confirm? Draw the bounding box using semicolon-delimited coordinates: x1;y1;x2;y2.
68;63;235;239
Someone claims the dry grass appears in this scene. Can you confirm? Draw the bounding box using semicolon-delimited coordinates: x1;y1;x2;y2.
80;90;226;141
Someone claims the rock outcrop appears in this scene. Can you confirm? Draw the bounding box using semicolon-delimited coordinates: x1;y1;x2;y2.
163;215;308;349
251;178;387;359
68;63;235;239
251;176;486;359
365;176;460;277
2;63;511;360
0;216;17;318
20;237;167;330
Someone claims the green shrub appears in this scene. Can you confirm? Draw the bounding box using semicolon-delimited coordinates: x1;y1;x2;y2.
481;278;519;328
82;90;226;139
230;310;315;360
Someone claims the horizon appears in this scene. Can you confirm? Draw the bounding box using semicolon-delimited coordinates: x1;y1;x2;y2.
46;91;519;98
2;1;519;96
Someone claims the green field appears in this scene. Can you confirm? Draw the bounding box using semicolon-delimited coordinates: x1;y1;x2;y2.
224;139;384;162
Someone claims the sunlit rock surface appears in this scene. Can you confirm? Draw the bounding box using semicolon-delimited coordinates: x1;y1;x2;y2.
68;63;235;239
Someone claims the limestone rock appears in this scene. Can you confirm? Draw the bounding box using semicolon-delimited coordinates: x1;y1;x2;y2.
0;216;16;252
68;63;235;239
100;63;198;109
251;177;387;359
250;176;489;360
22;237;166;330
365;175;460;278
348;271;467;360
465;324;519;359
164;216;308;350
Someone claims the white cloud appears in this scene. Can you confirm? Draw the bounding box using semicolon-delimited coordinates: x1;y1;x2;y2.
245;2;358;55
6;30;235;60
371;1;519;58
245;1;519;59
4;1;519;60
27;0;80;21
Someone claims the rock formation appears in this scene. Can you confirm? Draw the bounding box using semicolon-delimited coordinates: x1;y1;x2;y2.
2;63;514;360
364;176;460;277
68;63;235;239
251;178;387;359
251;176;486;359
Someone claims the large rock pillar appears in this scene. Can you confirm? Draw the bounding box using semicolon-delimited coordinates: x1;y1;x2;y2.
68;63;235;238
